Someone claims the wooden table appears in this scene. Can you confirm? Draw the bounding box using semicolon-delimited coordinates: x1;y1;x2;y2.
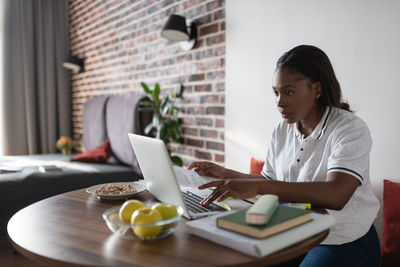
7;189;329;266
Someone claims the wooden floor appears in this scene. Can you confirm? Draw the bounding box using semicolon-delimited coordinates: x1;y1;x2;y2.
0;249;45;267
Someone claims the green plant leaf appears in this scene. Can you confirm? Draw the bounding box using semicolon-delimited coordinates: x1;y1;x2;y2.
144;123;154;135
138;107;153;112
152;115;160;127
175;84;184;98
170;156;183;167
171;106;180;116
139;101;153;107
141;82;152;95
159;126;167;142
154;83;160;101
161;96;169;115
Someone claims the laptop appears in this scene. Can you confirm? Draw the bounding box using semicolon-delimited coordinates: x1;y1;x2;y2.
128;133;228;219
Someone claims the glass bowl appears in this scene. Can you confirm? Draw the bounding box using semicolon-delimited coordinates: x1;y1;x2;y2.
103;206;183;240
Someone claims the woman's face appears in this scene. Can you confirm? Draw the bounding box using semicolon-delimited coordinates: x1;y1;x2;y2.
272;67;321;124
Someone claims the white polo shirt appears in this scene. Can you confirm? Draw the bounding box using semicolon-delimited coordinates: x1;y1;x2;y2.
261;106;380;245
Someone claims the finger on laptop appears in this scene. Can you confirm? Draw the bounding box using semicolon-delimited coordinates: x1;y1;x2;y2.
216;191;230;202
201;188;225;206
188;161;208;170
198;180;224;190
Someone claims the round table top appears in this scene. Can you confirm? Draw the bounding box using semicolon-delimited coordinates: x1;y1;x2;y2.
7;188;328;266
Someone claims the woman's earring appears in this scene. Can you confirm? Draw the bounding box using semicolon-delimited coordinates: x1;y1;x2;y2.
316;94;321;100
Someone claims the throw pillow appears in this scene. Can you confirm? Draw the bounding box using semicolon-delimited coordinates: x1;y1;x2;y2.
71;139;112;163
250;157;265;175
381;179;400;266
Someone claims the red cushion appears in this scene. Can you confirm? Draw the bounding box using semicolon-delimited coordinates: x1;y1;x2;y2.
381;179;400;266
250;157;265;175
71;139;112;163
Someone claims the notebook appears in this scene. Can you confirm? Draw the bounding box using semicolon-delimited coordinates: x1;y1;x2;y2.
217;205;312;238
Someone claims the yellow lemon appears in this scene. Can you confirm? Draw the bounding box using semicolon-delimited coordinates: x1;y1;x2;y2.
118;200;145;223
151;203;178;229
131;207;162;239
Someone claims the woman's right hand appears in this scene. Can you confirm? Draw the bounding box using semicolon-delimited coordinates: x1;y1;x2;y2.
188;161;228;179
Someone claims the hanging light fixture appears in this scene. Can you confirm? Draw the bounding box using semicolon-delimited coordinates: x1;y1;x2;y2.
62;56;85;73
161;14;198;51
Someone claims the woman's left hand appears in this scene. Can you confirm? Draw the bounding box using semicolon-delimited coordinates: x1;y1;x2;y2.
198;179;263;206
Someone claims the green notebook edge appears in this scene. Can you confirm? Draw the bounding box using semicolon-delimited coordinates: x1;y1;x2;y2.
217;205;313;238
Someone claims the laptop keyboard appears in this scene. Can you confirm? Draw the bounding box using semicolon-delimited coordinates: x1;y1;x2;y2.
182;191;221;213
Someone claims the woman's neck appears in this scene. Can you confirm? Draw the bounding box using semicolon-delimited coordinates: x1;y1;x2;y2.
298;105;325;138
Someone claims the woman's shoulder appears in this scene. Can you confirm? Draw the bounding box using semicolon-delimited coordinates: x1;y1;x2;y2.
329;107;371;137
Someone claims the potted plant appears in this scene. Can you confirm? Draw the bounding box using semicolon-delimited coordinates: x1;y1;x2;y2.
139;82;184;166
56;136;74;155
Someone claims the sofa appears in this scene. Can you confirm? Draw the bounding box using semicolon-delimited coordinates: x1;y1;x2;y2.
0;92;151;248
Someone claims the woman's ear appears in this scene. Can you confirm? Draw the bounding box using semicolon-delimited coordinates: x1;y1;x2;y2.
312;82;322;99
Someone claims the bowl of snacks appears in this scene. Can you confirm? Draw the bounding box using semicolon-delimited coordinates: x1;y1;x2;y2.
103;199;183;240
87;182;147;200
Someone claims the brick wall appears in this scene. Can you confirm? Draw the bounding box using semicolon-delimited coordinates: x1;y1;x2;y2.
68;0;225;166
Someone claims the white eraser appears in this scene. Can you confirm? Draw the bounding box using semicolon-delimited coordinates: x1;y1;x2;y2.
246;194;278;225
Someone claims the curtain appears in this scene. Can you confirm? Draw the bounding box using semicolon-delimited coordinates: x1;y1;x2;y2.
1;0;70;155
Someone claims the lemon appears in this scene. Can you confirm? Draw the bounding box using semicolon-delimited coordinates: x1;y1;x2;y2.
119;200;145;223
131;207;163;239
151;203;178;229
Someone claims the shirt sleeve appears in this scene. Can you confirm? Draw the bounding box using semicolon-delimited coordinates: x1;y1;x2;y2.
261;128;277;180
327;119;372;184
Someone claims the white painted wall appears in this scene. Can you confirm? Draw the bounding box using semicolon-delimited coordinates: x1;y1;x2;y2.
225;0;400;240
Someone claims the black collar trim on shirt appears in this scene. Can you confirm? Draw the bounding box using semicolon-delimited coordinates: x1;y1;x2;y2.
316;107;332;140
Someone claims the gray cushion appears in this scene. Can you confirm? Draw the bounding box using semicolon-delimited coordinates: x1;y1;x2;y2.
106;93;151;167
82;96;109;151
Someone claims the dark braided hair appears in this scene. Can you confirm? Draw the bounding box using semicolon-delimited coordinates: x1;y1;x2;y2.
276;45;351;112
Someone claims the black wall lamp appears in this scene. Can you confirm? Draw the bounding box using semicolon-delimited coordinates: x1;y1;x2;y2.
62;56;85;73
161;14;197;51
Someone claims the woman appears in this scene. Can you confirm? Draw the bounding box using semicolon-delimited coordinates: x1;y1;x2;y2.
189;45;380;267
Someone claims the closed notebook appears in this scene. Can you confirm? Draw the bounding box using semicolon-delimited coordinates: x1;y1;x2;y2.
217;205;312;239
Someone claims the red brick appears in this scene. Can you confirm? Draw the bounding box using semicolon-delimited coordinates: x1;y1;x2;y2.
189;74;205;81
206;141;224;151
195;14;212;25
220;131;225;140
206;70;225;80
177;146;194;156
215;154;224;163
213;9;225;20
200;129;218;138
183;106;205;115
195;118;213;127
186;138;204;148
200;23;219;36
182;127;198;136
214;47;225;56
215;119;224;128
200;95;219;104
182;117;194;125
194;49;213;60
194;84;212;92
206;106;224;115
183;95;199;104
206;0;223;11
195;150;212;160
214;82;225;91
206;33;225;46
